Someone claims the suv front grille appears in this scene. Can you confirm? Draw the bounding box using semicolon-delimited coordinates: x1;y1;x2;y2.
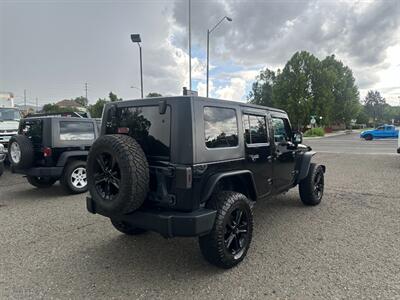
0;130;17;134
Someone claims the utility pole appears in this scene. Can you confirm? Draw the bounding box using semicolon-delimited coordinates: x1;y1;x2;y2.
36;97;38;112
84;82;88;101
188;0;192;90
24;89;26;110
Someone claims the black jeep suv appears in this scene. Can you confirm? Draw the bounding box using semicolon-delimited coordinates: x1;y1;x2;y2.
86;96;325;268
9;116;99;193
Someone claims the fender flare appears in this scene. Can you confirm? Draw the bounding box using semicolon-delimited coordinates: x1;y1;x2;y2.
296;151;316;183
56;150;89;167
201;170;258;203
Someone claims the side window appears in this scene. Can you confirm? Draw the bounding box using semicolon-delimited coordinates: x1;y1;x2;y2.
242;114;268;144
272;117;292;143
59;121;95;141
204;107;238;148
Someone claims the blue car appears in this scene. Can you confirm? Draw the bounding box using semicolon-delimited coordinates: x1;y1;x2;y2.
360;124;399;140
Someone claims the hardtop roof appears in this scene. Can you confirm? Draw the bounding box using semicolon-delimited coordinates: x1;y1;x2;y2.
113;96;287;114
23;116;96;122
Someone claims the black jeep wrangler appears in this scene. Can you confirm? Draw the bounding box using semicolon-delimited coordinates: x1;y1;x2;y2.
9;116;99;193
86;96;325;268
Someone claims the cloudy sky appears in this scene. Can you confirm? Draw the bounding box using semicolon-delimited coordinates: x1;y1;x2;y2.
0;0;399;107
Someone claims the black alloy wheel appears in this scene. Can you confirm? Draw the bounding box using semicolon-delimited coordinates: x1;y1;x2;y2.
299;163;325;206
93;152;121;201
199;191;253;269
224;208;250;259
313;169;324;201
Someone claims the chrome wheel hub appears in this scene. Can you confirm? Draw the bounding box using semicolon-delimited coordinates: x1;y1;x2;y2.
71;167;87;188
10;142;21;164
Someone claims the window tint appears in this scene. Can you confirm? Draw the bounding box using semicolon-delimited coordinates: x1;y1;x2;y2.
272;118;292;143
242;114;268;144
60;121;95;141
117;106;171;159
204;107;238;148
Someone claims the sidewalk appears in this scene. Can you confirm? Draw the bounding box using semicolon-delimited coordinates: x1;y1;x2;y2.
303;129;362;139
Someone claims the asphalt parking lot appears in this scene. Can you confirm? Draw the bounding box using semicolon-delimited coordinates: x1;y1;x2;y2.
1;132;399;299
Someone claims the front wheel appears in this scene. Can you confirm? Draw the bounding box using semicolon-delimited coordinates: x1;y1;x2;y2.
199;191;253;269
27;176;57;188
299;163;325;206
364;134;373;141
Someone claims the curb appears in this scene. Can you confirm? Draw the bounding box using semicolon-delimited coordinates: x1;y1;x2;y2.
303;130;362;140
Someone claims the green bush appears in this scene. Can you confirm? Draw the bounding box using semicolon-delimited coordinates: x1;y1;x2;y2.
304;127;325;137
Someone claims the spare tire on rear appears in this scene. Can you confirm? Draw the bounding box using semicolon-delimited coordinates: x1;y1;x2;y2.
87;134;149;214
8;135;34;169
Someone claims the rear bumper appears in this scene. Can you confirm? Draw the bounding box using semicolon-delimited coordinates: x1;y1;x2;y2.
86;197;217;238
13;166;63;177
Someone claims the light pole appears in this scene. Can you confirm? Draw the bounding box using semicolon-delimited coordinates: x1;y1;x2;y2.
130;34;143;98
188;0;192;90
206;16;232;97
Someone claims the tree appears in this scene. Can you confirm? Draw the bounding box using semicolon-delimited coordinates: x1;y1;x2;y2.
363;90;386;125
247;69;276;107
109;92;122;102
383;104;400;124
146;92;162;98
74;96;88;107
42;103;78;114
88;92;122;118
356;107;369;125
88;99;108;118
273;51;320;129
320;55;360;126
247;51;360;130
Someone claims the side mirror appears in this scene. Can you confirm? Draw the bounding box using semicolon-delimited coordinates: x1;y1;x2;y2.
293;132;303;145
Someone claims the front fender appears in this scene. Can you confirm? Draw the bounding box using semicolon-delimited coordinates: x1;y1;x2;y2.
295;151;316;183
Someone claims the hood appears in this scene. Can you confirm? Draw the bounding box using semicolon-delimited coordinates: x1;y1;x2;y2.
361;129;372;135
0;120;19;131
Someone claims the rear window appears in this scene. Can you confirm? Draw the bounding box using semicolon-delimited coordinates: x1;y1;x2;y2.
59;121;95;141
116;106;171;159
204;106;238;148
20;119;43;146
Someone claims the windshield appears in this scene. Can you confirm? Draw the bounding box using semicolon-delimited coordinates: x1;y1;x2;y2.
0;108;21;121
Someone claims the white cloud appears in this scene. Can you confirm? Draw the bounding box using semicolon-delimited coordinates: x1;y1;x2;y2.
215;77;247;101
197;80;213;97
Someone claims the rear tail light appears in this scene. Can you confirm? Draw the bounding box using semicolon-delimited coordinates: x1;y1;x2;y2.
175;167;192;189
117;127;129;134
43;147;52;157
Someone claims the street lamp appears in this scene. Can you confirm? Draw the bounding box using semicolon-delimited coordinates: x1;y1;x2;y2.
130;34;144;98
206;16;232;97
